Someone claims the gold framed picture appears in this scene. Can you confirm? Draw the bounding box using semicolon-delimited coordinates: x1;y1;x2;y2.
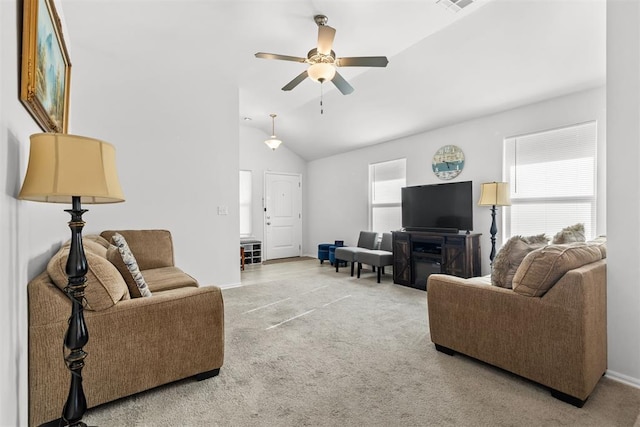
20;0;71;133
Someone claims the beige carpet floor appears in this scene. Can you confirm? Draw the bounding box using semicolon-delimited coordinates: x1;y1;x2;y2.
84;259;640;426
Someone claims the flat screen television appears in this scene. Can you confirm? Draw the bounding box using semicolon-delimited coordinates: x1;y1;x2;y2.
401;181;473;233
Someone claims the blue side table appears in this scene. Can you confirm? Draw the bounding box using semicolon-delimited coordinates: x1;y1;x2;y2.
318;243;331;264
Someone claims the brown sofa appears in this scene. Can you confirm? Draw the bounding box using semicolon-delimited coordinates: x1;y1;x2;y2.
427;242;606;407
28;229;224;426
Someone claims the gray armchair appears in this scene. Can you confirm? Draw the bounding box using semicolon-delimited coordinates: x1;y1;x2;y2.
335;231;379;276
357;233;393;283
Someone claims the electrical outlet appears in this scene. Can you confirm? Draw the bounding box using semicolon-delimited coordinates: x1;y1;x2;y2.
217;206;228;215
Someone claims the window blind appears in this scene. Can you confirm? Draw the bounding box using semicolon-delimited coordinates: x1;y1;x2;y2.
504;121;597;239
370;158;406;233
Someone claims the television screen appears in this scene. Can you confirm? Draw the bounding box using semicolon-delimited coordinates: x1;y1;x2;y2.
401;181;473;232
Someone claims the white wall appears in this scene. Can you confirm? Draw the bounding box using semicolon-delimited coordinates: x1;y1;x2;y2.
239;125;307;253
1;1;62;423
67;45;240;288
306;87;606;276
1;1;241;424
606;0;640;388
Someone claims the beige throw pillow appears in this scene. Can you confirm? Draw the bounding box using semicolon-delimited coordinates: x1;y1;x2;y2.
62;237;108;259
552;223;586;244
512;243;602;297
491;234;548;289
47;246;130;311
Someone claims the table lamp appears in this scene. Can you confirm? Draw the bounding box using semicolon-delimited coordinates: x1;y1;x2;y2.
19;133;124;426
478;182;511;266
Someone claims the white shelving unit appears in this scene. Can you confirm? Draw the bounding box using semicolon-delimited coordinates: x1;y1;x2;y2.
241;239;262;266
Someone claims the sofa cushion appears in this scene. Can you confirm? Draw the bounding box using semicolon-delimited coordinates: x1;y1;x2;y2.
512;243;602;297
587;236;607;258
143;266;199;292
83;234;111;250
108;233;152;298
47;246;130;311
62;237;108;259
101;229;174;270
552;223;586;244
491;234;548;289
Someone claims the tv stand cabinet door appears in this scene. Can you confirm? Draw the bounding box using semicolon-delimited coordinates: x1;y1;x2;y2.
442;235;481;278
392;232;412;285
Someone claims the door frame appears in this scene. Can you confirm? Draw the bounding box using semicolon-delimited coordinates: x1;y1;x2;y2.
263;171;303;261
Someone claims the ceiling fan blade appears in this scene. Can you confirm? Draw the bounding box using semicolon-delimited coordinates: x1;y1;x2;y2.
331;71;354;95
337;56;389;67
282;70;309;91
317;25;336;55
255;52;306;63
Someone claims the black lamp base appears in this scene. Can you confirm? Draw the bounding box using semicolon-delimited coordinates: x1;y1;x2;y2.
61;196;89;426
489;204;498;267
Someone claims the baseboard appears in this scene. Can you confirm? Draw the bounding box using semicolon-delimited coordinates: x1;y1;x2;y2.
605;370;640;389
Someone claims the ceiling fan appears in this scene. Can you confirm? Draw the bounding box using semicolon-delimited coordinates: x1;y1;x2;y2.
255;15;389;95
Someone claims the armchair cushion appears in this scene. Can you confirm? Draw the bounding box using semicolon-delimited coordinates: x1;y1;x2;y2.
101;229;174;270
143;267;198;292
587;236;607;258
513;243;602;297
357;231;379;250
62;236;109;258
47;247;129;311
492;234;548;289
82;234;111;250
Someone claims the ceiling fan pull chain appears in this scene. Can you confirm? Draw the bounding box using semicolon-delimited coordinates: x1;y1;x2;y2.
320;83;324;114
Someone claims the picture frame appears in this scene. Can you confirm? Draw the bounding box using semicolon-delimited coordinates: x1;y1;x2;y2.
20;0;71;133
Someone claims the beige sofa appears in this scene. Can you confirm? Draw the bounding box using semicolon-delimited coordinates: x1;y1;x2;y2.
28;230;224;426
427;242;606;407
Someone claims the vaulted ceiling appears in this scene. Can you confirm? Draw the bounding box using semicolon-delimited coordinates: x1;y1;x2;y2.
60;0;606;161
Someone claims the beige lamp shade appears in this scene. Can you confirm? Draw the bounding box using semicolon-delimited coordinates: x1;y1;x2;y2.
19;133;125;204
478;182;511;207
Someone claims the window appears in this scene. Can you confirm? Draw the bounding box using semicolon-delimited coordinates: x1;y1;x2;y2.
369;158;406;234
239;170;252;237
504;121;597;239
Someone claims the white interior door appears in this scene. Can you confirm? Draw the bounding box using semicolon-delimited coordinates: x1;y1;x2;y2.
264;172;302;260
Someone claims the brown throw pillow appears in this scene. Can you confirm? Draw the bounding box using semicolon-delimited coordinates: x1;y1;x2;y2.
491;234;548;289
47;246;130;311
552;223;586;244
512;243;602;297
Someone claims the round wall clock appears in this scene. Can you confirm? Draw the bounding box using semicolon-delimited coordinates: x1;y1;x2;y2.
432;145;465;180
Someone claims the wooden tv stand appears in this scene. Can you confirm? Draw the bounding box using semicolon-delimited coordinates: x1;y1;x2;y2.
392;230;482;290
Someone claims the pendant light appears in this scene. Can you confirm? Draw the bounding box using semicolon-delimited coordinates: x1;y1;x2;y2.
264;114;283;151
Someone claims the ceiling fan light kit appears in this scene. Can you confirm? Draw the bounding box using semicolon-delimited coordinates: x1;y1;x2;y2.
255;14;389;97
308;62;336;82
